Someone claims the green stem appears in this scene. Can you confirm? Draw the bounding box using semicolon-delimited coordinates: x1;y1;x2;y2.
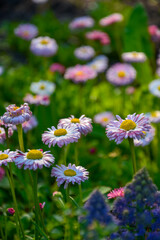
17;124;24;152
4;127;9;149
0;218;5;240
32;171;40;240
64;145;69;165
75;144;78;165
75;144;83;206
128;138;137;174
5;166;24;239
4;215;7;240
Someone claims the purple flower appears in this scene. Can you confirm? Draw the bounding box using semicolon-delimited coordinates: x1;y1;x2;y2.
146;111;160;123
14;24;38;40
64;65;97;83
42;125;81;148
58;115;92;136
94;112;115;127
106;113;151;144
30;36;58;57
24;94;50;106
69;16;94;30
49;63;65;74
22;116;38;133
99;13;123;26
106;63;136;86
87;55;108;73
134;126;155;147
0;149;17;166
1;103;32;125
122;52;147;63
51;163;89;189
74;46;95;60
14;149;54;170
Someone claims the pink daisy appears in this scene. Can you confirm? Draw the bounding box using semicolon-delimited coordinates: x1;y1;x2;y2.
24;94;50;106
49;63;65;74
99;13;123;26
86;30;110;45
107;187;124;199
69;16;94;30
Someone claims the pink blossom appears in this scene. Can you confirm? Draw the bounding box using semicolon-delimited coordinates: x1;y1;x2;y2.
7;208;15;216
107;187;124;199
49;63;65;74
86;30;110;45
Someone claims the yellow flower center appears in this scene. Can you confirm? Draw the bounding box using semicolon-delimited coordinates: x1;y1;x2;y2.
64;169;76;176
0;130;1;133
151;111;158;117
158;86;160;91
23;31;29;37
40;85;45;90
102;117;109;122
76;71;84;76
142;131;146;136
120;119;136;131
54;129;67;136
132;52;138;57
40;39;49;45
13;107;19;111
118;71;126;78
0;154;8;160
71;118;80;123
26;150;43;160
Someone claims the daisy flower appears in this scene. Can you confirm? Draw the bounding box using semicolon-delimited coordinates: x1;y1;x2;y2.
22;116;38;133
94;112;115;127
106;63;136;86
49;63;65;74
14;149;54;170
58;115;92;136
0;149;17;166
106;113;151;144
51;163;89;189
0;127;13;144
107;187;124;199
74;46;95;60
122;52;147;63
87;55;108;73
69;16;94;30
99;13;123;26
148;25;160;42
30;80;56;96
134;126;155;147
42;125;80;148
14;24;38;40
86;30;110;45
149;79;160;97
30;36;58;57
64;65;97;83
146;111;160;123
24;94;50;105
1;103;32;125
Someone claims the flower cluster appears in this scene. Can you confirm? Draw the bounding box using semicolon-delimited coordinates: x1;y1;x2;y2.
112;168;160;239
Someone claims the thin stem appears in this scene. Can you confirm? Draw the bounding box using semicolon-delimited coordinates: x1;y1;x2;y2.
75;144;83;206
32;171;40;240
4;215;7;240
128;138;137;174
4;127;9;149
0;218;5;240
17;124;24;152
5;166;24;239
64;145;69;166
75;143;78;165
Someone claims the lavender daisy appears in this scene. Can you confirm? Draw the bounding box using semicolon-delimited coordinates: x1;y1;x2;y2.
146;111;160;123
87;55;108;73
1;103;32;125
94;112;115;127
134;126;155;147
106;113;151;144
106;63;136;86
58;115;92;136
69;16;94;30
42;125;80;148
14;24;38;40
51;163;89;189
0;150;17;166
64;65;97;83
74;46;95;60
24;94;50;106
30;36;58;57
149;79;160;97
30;80;56;96
122;52;147;63
14;149;54;170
